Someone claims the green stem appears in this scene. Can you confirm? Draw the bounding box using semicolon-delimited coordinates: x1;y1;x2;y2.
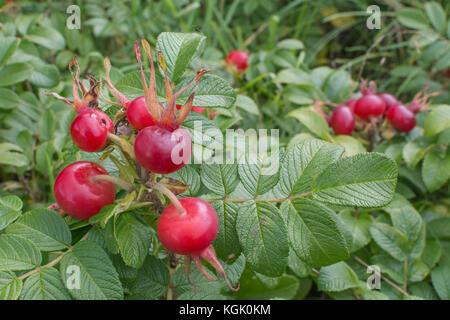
150;182;186;215
92;175;135;192
107;132;135;160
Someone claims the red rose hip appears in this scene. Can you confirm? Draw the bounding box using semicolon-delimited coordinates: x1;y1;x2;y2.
54;161;116;220
225;50;249;71
378;93;400;111
386;104;416;132
157;198;218;254
354;94;386;119
134;125;192;174
70;108;114;152
126;96;156;130
331;106;355;135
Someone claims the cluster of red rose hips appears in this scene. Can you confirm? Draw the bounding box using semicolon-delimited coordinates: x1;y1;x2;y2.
328;80;435;136
47;40;241;292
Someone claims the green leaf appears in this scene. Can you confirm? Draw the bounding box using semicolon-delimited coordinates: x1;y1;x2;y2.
383;194;425;259
333;135;366;156
279;139;343;196
235;95;259;115
236;201;288;277
431;265;450;300
0;195;22;231
370;222;409;261
424;2;447;33
21;267;71;300
0;37;20;67
114;213;153;269
25;26;66;51
0;88;20;110
422;150;450;192
286;107;330;138
0;63;33;86
275;68;314;86
89;204;119;228
167;165;200;197
235;269;299;300
322;70;354;103
317;262;359;292
397;8;430;30
0;234;41;271
201;164;239;197
427;217;450;240
340;211;372;252
287;249;311;278
402;139;431;168
276;39;304;50
410;282;440;300
156;32;205;82
238;154;279;197
0;271;22;300
312;153;398;207
60;240;123;300
29;63;60;88
424;105;450;137
211;201;241;260
422;238;442;269
281;198;350;268
6;208;71;251
176;74;237;108
127;256;170;300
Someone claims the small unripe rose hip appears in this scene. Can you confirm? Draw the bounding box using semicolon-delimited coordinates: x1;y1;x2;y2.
54;161;116;220
331;106;355;135
225;50;249;72
386;104;416;132
70;107;114;152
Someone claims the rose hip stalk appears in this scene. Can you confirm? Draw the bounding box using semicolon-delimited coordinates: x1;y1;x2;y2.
132;39;208;174
153;183;239;293
45;57;114;152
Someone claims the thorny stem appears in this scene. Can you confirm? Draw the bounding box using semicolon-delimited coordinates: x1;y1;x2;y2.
92;175;135;192
352;255;410;297
149;182;186;215
205;191;312;203
18;231;90;280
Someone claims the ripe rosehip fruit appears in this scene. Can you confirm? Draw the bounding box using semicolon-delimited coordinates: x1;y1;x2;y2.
225;50;249;71
386;104;416;132
70;108;114;152
330;106;355;135
378;93;399;111
176;104;205;114
126;96;156;130
345;99;357;113
157;198;218;254
354;94;386;119
134;125;192;174
54;161;116;220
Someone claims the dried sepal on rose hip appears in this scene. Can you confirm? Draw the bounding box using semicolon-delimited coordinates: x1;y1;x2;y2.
132;39;209;174
154;188;239;293
45;57;114;152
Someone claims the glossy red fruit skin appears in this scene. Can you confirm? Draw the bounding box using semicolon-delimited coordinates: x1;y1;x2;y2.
176;104;205;114
225;50;249;71
354;94;386;119
70;107;114;152
157;198;218;255
126;96;156;130
331;106;355;135
54;161;116;220
134;125;192;174
378;93;399;111
386;104;416;132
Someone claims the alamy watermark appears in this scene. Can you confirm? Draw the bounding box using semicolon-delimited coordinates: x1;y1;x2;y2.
366;5;381;30
366;265;381;290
